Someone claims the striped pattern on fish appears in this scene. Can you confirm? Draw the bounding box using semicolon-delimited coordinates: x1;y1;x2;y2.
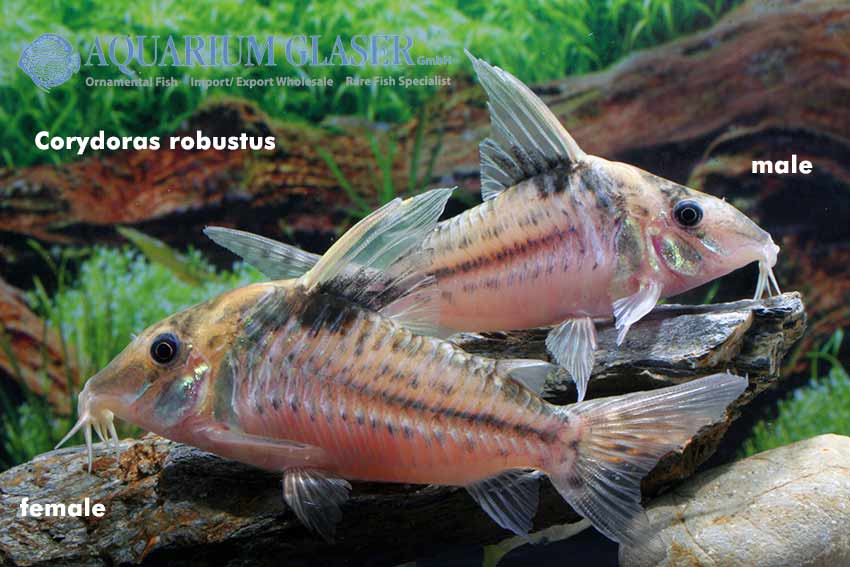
423;165;622;329
227;285;556;485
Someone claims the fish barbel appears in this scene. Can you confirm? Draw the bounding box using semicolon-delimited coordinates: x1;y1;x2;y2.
206;53;780;401
58;188;747;545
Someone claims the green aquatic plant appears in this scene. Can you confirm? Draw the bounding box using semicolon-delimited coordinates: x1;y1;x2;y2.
116;226;218;286
0;325;67;470
701;280;721;305
464;0;739;77
0;243;263;470
1;0;742;168
318;106;443;219
742;329;850;456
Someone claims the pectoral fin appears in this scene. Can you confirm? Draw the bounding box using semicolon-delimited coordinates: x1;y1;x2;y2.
283;468;351;542
545;317;597;402
612;281;662;345
466;470;542;536
198;426;349;541
197;424;330;471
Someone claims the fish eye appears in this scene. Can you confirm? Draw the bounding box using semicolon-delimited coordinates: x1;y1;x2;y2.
150;333;180;365
673;200;703;228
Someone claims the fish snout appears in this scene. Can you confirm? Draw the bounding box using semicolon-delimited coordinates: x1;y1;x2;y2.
55;380;121;472
721;206;777;264
763;240;780;268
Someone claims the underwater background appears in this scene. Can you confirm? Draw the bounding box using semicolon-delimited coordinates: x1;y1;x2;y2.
1;0;848;565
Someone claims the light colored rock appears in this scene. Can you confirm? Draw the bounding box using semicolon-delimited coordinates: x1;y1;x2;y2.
620;434;850;567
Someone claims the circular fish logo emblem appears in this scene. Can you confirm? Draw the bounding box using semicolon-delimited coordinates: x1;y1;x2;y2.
18;34;80;92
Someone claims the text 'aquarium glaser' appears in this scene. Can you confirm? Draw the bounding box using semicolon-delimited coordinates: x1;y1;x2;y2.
32;33;429;80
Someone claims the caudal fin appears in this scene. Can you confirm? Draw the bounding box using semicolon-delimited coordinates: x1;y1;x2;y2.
549;373;747;546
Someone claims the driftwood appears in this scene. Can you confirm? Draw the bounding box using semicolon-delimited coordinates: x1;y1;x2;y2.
0;293;805;567
0;276;78;412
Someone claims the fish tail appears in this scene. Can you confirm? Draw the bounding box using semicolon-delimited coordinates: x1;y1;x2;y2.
546;373;747;546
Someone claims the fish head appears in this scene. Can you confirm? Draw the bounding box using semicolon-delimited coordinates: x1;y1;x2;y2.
609;159;780;299
57;282;275;468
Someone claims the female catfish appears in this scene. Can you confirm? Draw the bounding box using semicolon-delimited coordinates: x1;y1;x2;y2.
207;53;780;401
58;189;747;545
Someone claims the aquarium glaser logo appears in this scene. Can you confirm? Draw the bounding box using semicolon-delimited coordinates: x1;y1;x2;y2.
18;34;81;92
18;33;451;92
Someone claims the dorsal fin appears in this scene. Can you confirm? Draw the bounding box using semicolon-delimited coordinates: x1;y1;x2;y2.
298;187;454;335
466;51;586;201
204;227;320;280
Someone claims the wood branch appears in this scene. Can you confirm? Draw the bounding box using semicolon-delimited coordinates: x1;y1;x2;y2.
0;276;78;413
0;293;805;567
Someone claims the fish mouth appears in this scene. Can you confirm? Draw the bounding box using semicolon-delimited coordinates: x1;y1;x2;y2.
753;242;781;300
55;390;120;473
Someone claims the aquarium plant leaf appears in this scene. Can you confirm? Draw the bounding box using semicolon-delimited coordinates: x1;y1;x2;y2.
116;226;213;286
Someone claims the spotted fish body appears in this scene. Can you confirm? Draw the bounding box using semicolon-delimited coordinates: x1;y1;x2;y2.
425;54;780;345
221;284;558;486
424;164;622;330
60;189;748;545
423;154;778;336
206;55;780;402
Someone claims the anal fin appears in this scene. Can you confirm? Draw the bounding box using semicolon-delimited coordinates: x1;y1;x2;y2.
545;317;597;402
283;468;351;542
466;470;541;536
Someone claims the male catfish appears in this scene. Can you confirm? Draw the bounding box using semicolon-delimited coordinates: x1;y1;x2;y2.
58;188;747;545
207;53;780;401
